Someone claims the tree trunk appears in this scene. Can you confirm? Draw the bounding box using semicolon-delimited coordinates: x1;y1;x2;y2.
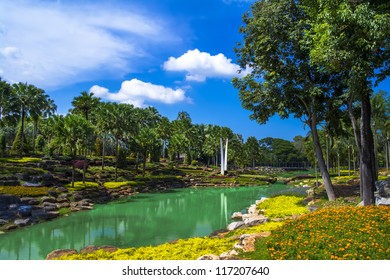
115;138;119;181
142;150;147;177
348;145;351;176
19;108;25;158
101;135;105;170
310;116;336;201
360;92;376;205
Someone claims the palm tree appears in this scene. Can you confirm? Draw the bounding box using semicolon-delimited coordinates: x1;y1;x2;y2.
10;82;51;156
105;103;137;180
71;91;100;121
135;127;160;176
53;114;94;187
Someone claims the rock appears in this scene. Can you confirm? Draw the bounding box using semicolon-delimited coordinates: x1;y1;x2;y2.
234;232;271;252
73;192;83;201
227;221;245;231
5;224;17;231
243;215;268;226
376;180;390;197
31;209;59;220
0;219;8;225
46;249;78;260
47;190;58;198
80;245;118;254
231;212;243;220
57;202;70;209
8;204;19;211
0;194;21;205
0;210;16;220
22;182;42;187
15;173;30;181
56;187;68;193
197;254;220;260
56;197;69;203
255;197;267;205
42;173;54;185
247;204;258;215
209;229;229;237
220;250;239;260
376;196;390;206
41;196;56;204
18;205;33;217
14;218;31;227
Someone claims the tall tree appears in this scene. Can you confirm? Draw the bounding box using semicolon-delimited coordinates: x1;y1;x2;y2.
71;91;100;121
233;0;342;200
302;0;390;205
10;82;52;156
244;136;261;168
53;114;94;187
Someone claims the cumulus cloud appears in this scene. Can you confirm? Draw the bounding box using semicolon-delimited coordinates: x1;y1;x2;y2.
0;0;177;88
90;79;190;108
163;49;250;82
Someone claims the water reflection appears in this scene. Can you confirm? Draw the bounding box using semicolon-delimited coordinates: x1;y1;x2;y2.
0;184;292;260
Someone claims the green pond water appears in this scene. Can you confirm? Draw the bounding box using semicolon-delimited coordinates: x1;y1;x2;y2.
0;184;294;260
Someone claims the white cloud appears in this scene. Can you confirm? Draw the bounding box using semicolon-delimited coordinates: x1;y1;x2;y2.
90;79;190;108
0;0;177;88
163;49;250;82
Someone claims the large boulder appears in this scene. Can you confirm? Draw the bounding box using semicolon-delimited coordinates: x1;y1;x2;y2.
376;179;390;197
46;249;78;260
227;221;245;231
197;254;220;260
243;215;268;226
17;205;33;217
14;218;32;227
79;245;118;254
376;196;390;206
0;195;21;206
231;212;243;220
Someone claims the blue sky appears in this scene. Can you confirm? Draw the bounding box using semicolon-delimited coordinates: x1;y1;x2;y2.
1;0;389;141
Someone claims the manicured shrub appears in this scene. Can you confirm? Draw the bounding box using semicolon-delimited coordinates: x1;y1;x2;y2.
65;181;99;190
0;186;51;197
257;195;309;218
104;181;138;189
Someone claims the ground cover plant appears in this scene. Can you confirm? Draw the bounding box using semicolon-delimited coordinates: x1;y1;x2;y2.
59;237;236;260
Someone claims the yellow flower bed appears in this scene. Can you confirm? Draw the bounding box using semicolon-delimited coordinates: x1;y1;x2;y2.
257;195;309;218
267;206;390;260
60;237;236;260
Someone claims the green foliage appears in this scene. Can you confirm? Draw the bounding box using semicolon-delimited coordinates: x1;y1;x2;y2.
66;181;99;190
11;124;30;155
0;186;51;197
104;181;138;189
60;237;236;260
34;134;45;152
0;134;6;155
0;157;42;163
266;206;390;260
116;147;127;169
257;195;309;218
